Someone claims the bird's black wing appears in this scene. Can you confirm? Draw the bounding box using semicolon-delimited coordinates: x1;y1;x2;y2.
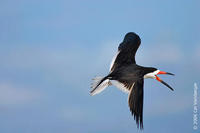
128;79;144;129
110;32;141;72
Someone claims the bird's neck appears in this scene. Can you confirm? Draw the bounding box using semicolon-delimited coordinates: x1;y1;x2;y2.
139;66;156;75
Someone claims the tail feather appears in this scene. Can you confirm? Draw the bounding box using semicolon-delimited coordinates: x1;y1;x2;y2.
90;76;110;96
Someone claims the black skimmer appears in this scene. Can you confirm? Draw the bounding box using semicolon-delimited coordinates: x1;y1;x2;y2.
90;32;174;129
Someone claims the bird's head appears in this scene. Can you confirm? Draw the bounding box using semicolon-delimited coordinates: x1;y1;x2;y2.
144;67;174;91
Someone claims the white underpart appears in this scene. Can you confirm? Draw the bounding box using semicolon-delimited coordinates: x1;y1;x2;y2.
144;70;160;79
109;50;120;71
90;77;110;96
110;80;130;93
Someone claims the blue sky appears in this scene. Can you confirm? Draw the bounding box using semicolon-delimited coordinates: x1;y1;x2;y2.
0;0;200;133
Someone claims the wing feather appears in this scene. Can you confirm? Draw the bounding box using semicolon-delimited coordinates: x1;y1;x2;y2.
110;32;141;72
110;80;132;93
128;79;144;129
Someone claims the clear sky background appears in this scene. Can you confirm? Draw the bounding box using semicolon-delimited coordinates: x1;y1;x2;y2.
0;0;200;133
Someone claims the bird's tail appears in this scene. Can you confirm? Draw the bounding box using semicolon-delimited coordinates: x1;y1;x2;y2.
90;76;110;96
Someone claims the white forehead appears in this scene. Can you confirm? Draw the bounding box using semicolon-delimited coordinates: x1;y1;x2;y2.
153;70;160;75
144;70;160;79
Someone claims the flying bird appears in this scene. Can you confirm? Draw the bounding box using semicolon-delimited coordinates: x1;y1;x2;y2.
90;32;174;129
